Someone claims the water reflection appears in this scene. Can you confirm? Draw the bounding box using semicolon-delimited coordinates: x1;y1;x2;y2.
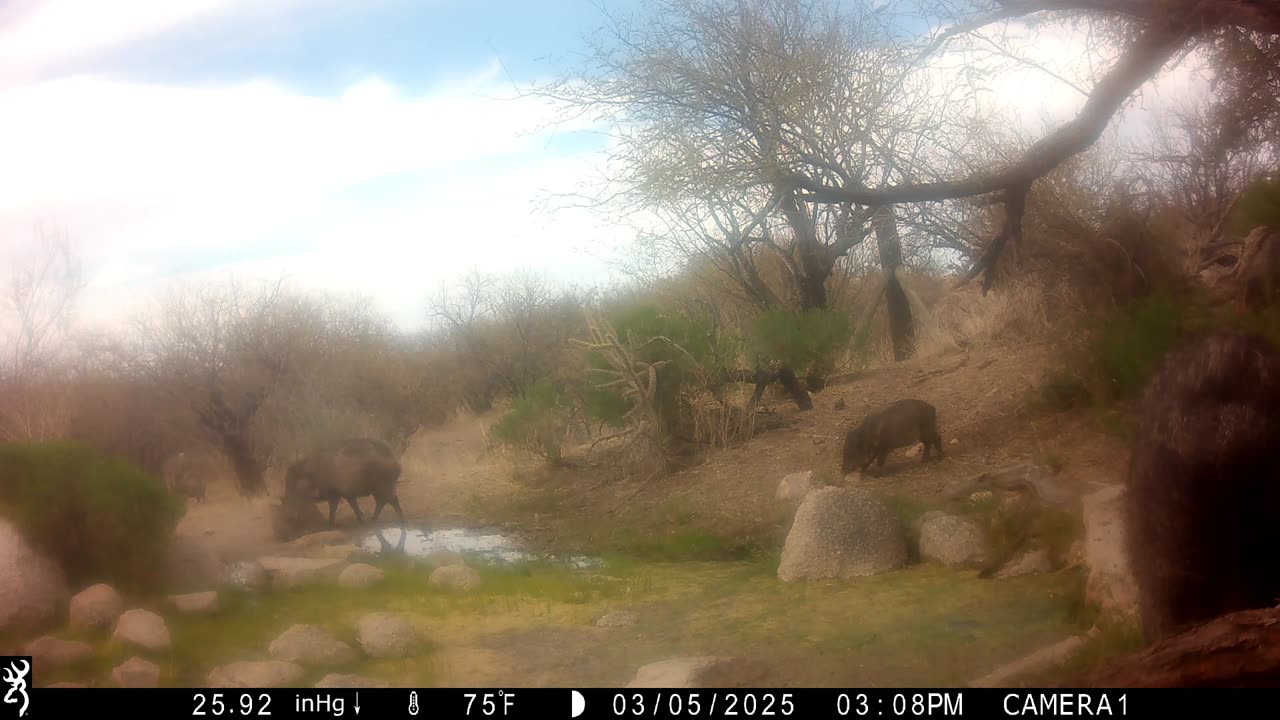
359;525;600;570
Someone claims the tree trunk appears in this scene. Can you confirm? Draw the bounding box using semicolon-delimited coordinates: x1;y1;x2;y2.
221;431;267;496
1061;606;1280;688
747;366;813;411
776;366;813;411
874;206;915;361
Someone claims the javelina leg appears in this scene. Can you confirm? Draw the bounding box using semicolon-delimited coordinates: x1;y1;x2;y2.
328;497;340;527
345;496;366;525
372;498;386;521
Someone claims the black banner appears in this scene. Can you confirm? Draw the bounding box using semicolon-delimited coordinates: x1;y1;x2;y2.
13;687;1278;719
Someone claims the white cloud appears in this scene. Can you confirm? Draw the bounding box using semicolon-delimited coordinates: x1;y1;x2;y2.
0;0;289;85
917;15;1213;149
0;54;619;335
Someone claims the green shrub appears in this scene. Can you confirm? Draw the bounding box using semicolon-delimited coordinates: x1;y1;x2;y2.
749;308;852;374
491;380;574;463
579;304;734;433
1230;175;1280;239
0;441;184;593
1090;290;1190;404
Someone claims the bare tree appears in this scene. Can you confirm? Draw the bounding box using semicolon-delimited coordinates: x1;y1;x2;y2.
128;276;289;496
0;226;86;441
539;0;961;395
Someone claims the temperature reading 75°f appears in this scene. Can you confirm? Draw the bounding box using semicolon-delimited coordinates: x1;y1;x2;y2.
465;691;516;716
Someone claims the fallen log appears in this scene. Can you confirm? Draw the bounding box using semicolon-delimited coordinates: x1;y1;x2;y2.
942;462;1073;507
1059;606;1280;688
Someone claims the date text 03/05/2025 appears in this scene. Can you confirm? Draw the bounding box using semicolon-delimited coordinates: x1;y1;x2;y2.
607;692;969;717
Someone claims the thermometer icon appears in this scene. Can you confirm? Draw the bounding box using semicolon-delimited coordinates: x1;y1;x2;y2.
409;691;420;716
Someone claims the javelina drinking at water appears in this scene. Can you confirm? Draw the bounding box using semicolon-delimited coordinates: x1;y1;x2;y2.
283;437;405;528
841;399;943;477
163;451;207;503
1126;329;1280;644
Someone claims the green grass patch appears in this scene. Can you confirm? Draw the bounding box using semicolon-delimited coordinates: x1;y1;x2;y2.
31;553;1095;688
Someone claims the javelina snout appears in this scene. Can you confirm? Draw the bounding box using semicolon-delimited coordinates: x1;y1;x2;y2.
841;399;943;476
283;437;406;529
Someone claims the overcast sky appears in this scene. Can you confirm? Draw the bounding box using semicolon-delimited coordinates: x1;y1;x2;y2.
0;0;1210;336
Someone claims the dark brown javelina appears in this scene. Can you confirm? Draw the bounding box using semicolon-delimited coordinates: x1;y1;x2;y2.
283;437;405;528
841;399;943;476
1126;329;1280;644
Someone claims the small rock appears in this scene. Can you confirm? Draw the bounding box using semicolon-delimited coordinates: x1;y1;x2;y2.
259;556;346;589
429;564;482;592
226;561;268;592
919;513;988;567
0;518;70;636
775;470;815;502
356;612;423;659
208;660;304;688
314;673;389;689
23;636;92;669
112;657;160;688
950;438;959;445
269;624;358;667
69;584;125;630
834;399;846;410
169;591;219;614
163;533;225;593
338;563;384;589
112;609;171;651
995;548;1054;578
627;657;769;688
318;545;364;561
1082;485;1139;620
596;611;638;628
777;487;908;582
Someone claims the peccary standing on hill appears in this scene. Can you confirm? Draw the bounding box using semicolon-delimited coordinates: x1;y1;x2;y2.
283;438;405;528
841;399;943;477
163;451;207;503
1126;329;1280;644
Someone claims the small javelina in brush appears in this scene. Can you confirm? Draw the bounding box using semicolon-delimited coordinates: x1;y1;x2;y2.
841;399;943;476
1126;329;1280;644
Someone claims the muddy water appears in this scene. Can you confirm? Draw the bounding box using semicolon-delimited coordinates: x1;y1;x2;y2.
357;525;602;569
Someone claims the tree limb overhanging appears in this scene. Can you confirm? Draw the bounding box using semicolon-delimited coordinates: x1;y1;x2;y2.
783;0;1279;290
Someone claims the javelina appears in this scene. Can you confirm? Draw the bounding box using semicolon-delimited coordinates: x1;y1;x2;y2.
841;399;943;476
284;437;405;528
163;451;207;503
1126;329;1280;644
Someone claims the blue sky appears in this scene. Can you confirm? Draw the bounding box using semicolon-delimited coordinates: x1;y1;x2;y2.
44;1;646;94
0;0;1207;336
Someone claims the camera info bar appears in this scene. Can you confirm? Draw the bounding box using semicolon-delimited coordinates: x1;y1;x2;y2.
18;687;1272;719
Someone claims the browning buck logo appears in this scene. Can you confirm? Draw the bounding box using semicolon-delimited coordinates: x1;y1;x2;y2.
1;657;29;718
